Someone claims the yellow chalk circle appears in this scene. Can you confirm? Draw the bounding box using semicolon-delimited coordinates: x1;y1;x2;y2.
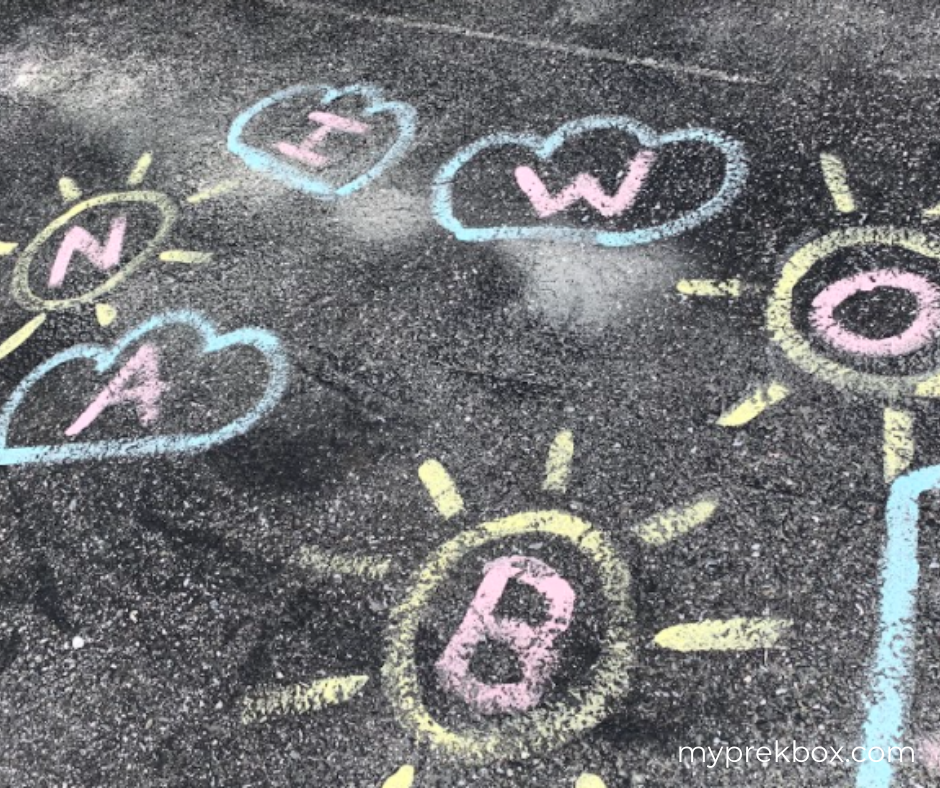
543;429;574;493
766;227;940;398
716;381;790;427
13;190;179;312
634;498;718;546
382;510;634;764
654;617;791;652
241;674;369;724
418;459;465;519
575;775;607;788
884;407;915;483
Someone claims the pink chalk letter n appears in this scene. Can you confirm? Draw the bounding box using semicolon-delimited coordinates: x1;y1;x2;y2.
436;555;575;715
66;343;169;437
275;111;370;169
515;150;657;218
49;216;128;288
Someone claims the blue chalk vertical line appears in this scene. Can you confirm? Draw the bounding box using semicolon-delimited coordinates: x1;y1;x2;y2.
856;465;940;787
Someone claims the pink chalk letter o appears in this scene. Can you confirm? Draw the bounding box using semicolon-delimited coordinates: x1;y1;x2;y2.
809;268;940;357
435;555;575;715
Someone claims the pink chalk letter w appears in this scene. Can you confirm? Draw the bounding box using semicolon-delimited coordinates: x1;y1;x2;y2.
276;111;370;169
515;150;657;218
66;343;169;437
49;216;128;288
436;555;575;715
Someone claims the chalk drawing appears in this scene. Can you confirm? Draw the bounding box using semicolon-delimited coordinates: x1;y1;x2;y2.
245;430;790;778
575;775;607;788
633;497;718;546
242;675;369;724
542;429;574;493
381;765;415;788
679;154;940;480
0;152;217;360
432;116;747;246
819;153;857;213
676;278;742;297
228;84;417;199
383;509;635;764
513;149;656;218
716;381;791;427
856;463;940;788
293;547;394;580
436;555;576;714
0;310;289;466
767;227;940;399
276;110;370;168
653;617;791;652
48;215;128;287
418;459;465;519
810;269;940;357
64;342;168;437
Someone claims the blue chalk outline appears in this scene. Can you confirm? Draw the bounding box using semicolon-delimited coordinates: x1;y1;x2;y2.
0;311;289;466
856;465;940;787
227;83;418;199
432;116;748;247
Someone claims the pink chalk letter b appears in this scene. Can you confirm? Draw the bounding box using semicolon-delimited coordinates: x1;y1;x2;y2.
515;150;657;218
49;216;128;288
436;555;575;715
65;343;169;437
275;110;370;169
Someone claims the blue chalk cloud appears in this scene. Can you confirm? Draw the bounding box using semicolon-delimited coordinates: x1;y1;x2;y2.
432;115;748;247
0;311;289;466
228;83;417;199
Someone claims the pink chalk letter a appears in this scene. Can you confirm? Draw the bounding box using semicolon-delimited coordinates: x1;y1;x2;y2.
436;555;575;715
66;343;169;437
275;111;370;169
49;216;128;288
515;150;657;218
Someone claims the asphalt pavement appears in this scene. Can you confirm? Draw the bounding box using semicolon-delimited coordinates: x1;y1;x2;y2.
2;2;940;786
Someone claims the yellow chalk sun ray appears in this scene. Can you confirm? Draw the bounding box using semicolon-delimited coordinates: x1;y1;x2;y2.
716;380;790;427
187;179;241;205
676;278;742;298
0;152;216;362
418;459;465;519
654;617;792;652
241;674;370;724
58;176;82;204
127;152;153;186
819;152;856;213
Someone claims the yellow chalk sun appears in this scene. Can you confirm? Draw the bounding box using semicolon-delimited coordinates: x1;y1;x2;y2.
0;153;236;360
242;430;791;787
679;152;940;482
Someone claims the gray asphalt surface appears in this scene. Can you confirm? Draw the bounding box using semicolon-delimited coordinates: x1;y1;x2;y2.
2;2;940;786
